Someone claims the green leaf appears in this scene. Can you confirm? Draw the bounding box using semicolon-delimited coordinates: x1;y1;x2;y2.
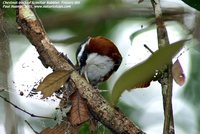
37;70;71;98
182;0;200;11
111;40;188;105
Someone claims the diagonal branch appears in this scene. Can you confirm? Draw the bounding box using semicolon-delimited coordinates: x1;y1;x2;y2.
150;0;175;134
16;2;145;134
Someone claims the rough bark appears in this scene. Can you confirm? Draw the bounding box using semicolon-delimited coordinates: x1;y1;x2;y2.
151;0;175;134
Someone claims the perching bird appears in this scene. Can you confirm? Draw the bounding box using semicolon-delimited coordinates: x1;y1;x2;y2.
76;36;122;86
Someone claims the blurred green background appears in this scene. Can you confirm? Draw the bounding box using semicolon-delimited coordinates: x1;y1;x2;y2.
1;0;200;134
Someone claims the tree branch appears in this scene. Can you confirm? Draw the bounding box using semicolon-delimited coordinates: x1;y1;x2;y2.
16;2;145;134
0;9;18;134
150;0;175;134
41;6;187;30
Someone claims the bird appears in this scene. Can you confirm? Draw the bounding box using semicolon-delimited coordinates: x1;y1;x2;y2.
76;36;122;86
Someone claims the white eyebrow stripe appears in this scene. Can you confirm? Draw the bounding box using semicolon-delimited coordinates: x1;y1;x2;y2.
77;38;91;65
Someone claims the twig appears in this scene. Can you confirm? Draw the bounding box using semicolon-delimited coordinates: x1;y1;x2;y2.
144;44;154;54
16;1;145;134
25;120;39;134
150;0;175;134
0;94;55;120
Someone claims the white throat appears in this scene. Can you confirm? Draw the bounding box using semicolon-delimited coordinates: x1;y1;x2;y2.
77;38;91;65
82;53;114;84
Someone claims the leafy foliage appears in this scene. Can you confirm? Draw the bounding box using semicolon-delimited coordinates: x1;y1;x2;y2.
37;70;71;98
68;91;89;125
182;0;200;11
111;40;187;104
172;59;185;86
40;122;68;134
